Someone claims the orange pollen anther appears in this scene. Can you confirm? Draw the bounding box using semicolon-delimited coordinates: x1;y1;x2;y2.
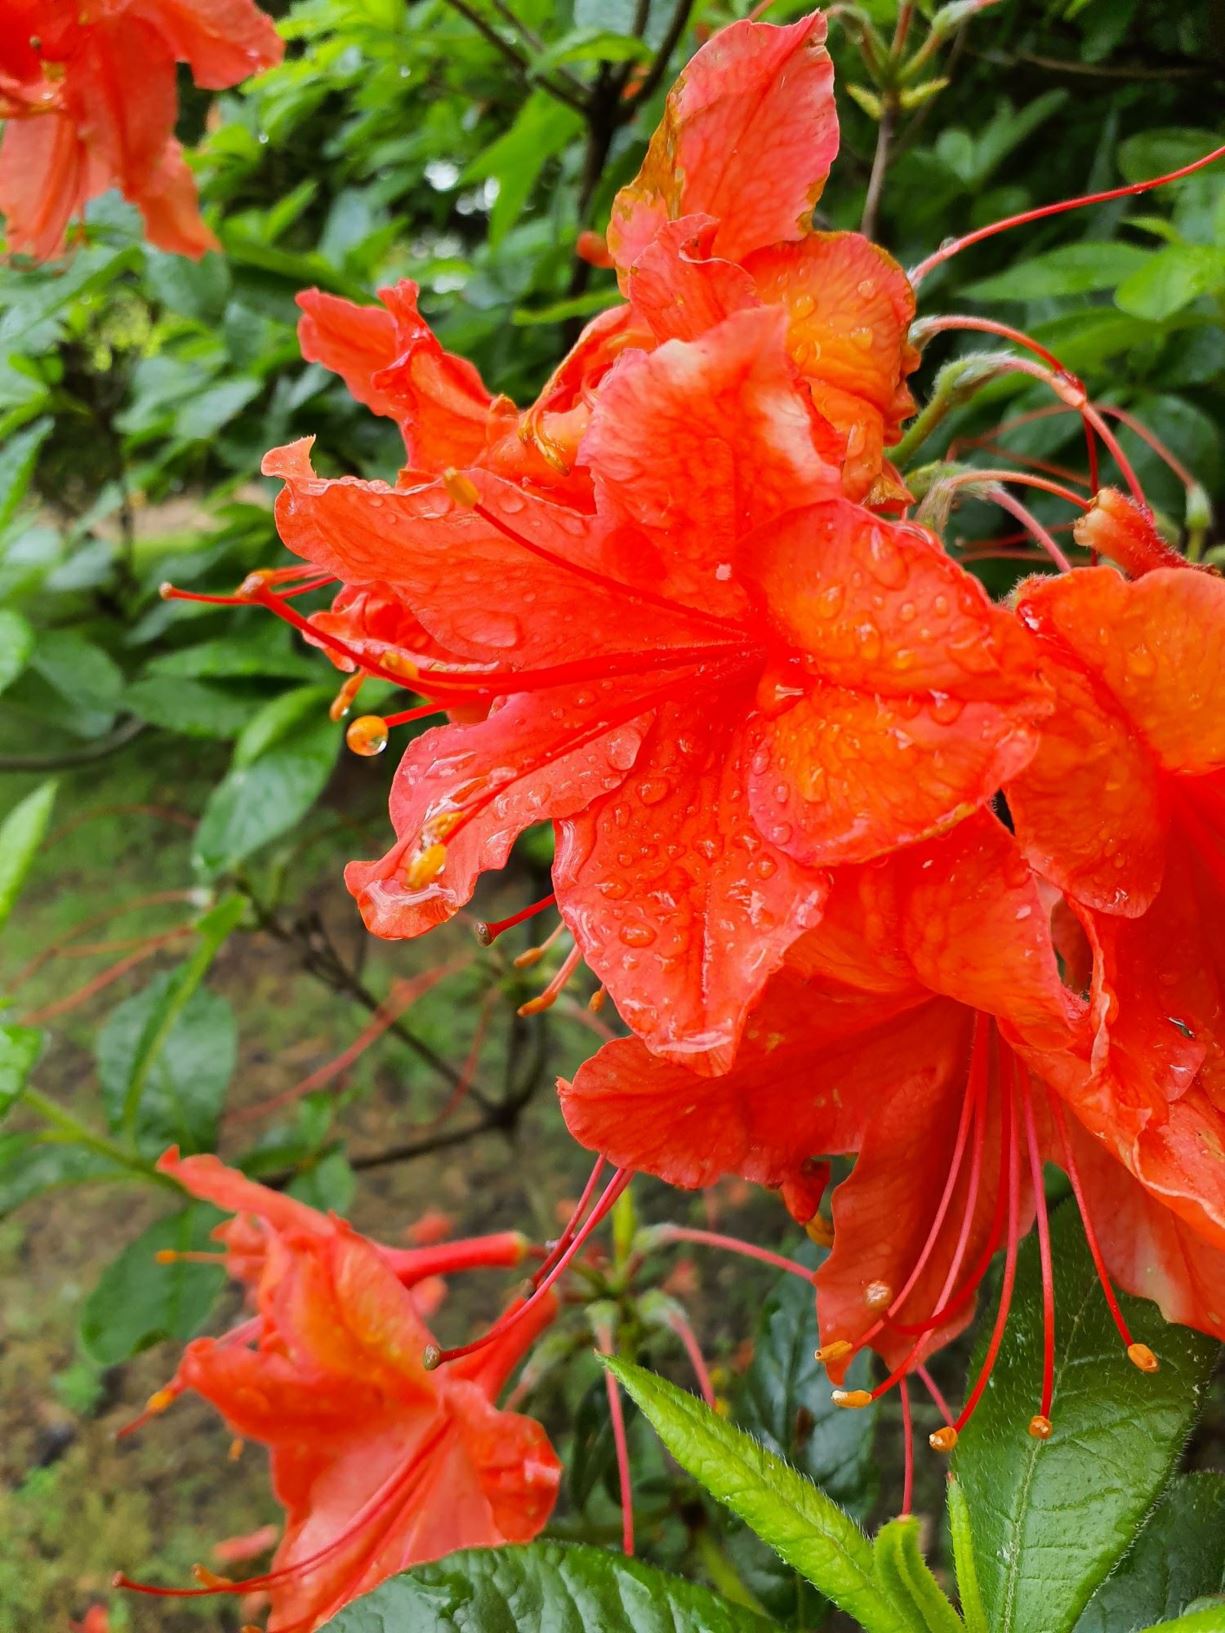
1028;1414;1054;1440
192;1566;235;1589
806;1213;835;1248
443;468;481;509
425;810;464;843
814;1339;854;1366
864;1280;892;1310
330;673;366;721
346;714;390;757
588;987;607;1013
1127;1341;1159;1374
831;1388;873;1410
145;1388;176;1415
929;1426;959;1454
405;844;448;889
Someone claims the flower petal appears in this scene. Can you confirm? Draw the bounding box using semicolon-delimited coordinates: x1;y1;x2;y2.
347;686;651;939
582;307;837;619
608;12;838;268
555;697;828;1072
136;0;283;86
0;112;87;261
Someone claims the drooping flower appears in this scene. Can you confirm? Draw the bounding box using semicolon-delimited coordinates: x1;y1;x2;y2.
119;1151;560;1633
560;812;1225;1438
1000;560;1225;1331
0;0;281;259
265;299;1047;1071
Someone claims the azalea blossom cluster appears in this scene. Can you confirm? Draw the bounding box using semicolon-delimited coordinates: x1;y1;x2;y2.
0;0;281;259
141;7;1225;1628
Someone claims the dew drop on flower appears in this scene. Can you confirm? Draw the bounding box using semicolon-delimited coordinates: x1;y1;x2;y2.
346;715;389;756
619;923;657;948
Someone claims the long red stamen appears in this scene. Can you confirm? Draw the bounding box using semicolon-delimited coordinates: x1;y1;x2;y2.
476;894;557;944
986;486;1074;572
942;467;1089;510
917;1364;954;1427
532;1157;606;1289
1048;1091;1155;1368
117;1421;450;1601
934;1061;1022;1449
1021;1077;1055;1423
428;1169;631;1367
664;1306;717;1410
518;943;583;1017
910;141;1225;286
652;1224;816;1283
594;1319;635;1555
19;927;195;1024
899;1376;914;1517
417;988;496;1135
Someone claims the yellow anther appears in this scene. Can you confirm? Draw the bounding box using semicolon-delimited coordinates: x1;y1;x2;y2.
806;1212;834;1248
588;987;607;1013
425;810;464;842
814;1339;854;1367
831;1388;873;1410
929;1426;959;1454
145;1388;176;1416
518;990;559;1018
192;1565;235;1589
1027;1414;1053;1440
443;468;481;508
329;673;365;721
406;843;447;889
228;1436;245;1461
1127;1341;1159;1373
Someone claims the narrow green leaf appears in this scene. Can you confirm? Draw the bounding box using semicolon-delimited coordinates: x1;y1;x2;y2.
963;242;1150;302
124;676;256;739
1075;1474;1225;1632
606;1356;911;1633
105;894;243;1139
0;779;57;932
1115;244;1225;322
0;1024;41;1122
952;1203;1219;1633
316;1541;776;1633
873;1517;964;1633
464;91;583;246
0;608;35;694
193;716;338;876
1139;1608;1225;1633
0;415;52;529
947;1476;988;1633
79;1204;227;1365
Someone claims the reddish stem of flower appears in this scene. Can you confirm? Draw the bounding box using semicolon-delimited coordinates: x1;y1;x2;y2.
942;467;1089;511
909;141;1225;285
666;1307;717;1410
19;927;195;1023
917;1364;954;1427
1048;1090;1135;1350
653;1224;815;1283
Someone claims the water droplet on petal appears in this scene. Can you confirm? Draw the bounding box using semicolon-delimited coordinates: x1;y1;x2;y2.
619;923;657;948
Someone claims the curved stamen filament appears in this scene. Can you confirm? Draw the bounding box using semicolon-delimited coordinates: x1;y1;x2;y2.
427;1168;631;1368
899;1376;914;1517
984;486;1074;572
531;1156;606;1290
1047;1090;1154;1368
909;141;1225;286
651;1224;816;1283
594;1319;635;1555
1021;1076;1055;1424
664;1306;717;1410
518;943;583;1017
941;467;1090;512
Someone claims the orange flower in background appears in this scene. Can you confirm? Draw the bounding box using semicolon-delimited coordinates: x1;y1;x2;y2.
266;300;1046;1072
119;1152;560;1632
561;811;1225;1436
0;0;282;259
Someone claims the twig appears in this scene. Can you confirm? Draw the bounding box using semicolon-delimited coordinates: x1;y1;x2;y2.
860;96;896;240
0;716;145;773
441;0;589;113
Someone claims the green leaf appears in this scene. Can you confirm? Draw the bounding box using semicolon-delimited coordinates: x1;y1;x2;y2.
0;608;35;695
193;714;338;877
95;895;243;1146
963;242;1151;302
30;630;125;738
316;1541;776;1633
948;1477;988;1633
148;627;319;680
144;250;232;323
124;676;257;739
0;415;52;530
731;1245;878;1619
1075;1475;1225;1633
606;1356;912;1633
952;1203;1220;1633
1140;1607;1225;1633
0;779;57;932
0;1024;41;1122
873;1517;964;1633
0;1133;126;1217
79;1204;227;1366
465;91;583;247
233;683;333;767
1115;245;1225;321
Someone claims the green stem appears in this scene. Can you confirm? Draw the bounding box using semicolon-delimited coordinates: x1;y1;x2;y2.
22;1087;174;1187
890;351;1019;468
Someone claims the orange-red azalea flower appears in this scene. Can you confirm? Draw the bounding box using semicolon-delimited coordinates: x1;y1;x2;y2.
121;1151;560;1632
561;812;1225;1421
266;304;1047;1071
0;0;281;259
